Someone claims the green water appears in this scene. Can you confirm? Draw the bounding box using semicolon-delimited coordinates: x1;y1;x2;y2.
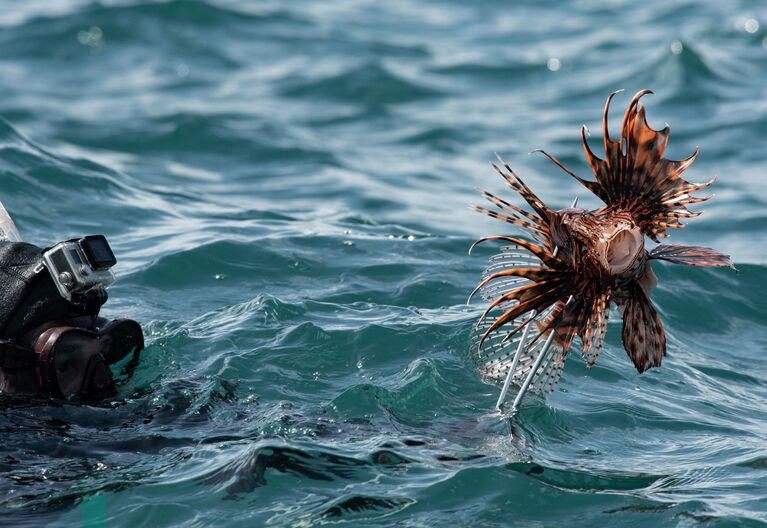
0;1;765;526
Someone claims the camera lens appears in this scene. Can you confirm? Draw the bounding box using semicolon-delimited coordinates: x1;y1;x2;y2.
80;235;116;270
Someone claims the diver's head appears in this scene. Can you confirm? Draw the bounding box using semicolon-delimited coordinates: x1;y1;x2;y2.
28;317;144;401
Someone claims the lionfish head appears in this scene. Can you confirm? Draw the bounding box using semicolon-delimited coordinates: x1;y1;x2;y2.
561;208;645;277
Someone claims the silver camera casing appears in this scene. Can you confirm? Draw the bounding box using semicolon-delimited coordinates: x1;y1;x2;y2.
42;241;115;302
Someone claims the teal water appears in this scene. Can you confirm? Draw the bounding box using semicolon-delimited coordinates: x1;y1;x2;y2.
0;1;765;526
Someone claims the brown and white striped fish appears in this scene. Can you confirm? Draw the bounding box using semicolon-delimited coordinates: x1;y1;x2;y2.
469;89;734;397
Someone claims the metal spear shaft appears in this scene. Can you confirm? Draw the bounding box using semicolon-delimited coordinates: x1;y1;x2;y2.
510;326;558;411
495;311;535;410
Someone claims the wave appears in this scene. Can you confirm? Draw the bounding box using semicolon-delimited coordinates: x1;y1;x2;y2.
281;61;445;106
0;0;765;525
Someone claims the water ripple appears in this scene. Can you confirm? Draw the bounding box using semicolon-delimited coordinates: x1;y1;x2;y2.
0;0;765;526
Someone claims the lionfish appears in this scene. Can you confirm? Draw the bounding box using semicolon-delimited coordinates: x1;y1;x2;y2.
468;89;734;405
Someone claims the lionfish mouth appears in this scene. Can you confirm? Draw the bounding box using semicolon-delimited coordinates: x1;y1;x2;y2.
601;225;643;275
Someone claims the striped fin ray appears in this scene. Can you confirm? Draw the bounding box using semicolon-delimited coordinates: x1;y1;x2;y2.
576;89;716;241
480;278;528;306
490;156;552;222
474;273;573;351
472;244;545;306
649;244;735;269
470;310;538;382
513;307;569;395
472;205;546;241
530;342;566;395
483;247;542;273
514;335;567;396
475;189;549;243
581;290;610;367
621;280;666;373
470;306;565;395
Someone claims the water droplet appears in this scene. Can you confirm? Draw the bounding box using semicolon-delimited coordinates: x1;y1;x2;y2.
670;40;683;55
77;26;103;48
176;63;190;77
214;274;226;280
745;18;759;33
407;235;415;241
356;361;363;369
546;57;561;72
343;240;353;246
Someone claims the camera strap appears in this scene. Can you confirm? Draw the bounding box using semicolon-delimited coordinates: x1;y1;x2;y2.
71;287;108;316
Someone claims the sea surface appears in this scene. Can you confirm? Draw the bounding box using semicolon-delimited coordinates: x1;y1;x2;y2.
0;1;765;526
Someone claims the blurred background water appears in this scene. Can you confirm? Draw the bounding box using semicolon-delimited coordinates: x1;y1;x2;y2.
0;0;765;526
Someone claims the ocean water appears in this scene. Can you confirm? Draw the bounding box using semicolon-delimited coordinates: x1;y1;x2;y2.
0;0;765;526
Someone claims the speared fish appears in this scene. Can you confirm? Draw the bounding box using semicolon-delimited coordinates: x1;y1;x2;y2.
468;89;735;413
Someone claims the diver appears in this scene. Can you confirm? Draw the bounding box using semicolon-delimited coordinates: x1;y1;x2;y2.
0;201;144;401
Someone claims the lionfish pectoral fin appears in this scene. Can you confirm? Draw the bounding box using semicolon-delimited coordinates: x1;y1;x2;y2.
649;244;736;270
471;305;568;397
477;277;570;350
620;281;666;374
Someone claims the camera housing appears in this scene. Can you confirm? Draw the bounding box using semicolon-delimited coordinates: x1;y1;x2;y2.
42;235;116;303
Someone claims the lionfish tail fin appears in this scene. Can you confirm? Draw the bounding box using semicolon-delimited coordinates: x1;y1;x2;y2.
649;244;736;270
621;281;666;373
582;89;713;241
